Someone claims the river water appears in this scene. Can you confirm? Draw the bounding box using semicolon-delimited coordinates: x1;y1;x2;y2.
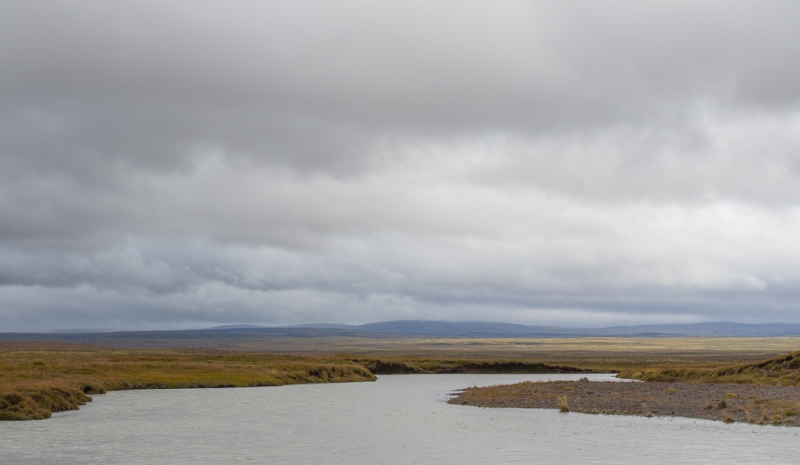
1;373;798;464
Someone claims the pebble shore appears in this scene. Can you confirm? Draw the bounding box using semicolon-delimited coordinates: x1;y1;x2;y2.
449;379;800;426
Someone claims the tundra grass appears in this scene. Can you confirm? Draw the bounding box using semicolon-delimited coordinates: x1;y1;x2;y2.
0;342;587;421
617;350;800;386
3;337;799;421
0;342;375;420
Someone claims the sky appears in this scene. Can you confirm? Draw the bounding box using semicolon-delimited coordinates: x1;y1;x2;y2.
2;1;800;331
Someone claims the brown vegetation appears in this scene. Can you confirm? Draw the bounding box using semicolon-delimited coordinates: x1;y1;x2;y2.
0;342;376;420
351;357;586;375
4;337;800;422
617;350;800;386
10;335;797;364
0;342;587;421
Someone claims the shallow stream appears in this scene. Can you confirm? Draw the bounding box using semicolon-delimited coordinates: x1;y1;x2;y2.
1;373;797;464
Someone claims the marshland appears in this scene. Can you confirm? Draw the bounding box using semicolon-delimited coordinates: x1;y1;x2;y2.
4;335;800;422
4;335;800;464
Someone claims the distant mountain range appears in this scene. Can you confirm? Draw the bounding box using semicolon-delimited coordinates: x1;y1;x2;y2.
202;320;800;338
5;320;800;340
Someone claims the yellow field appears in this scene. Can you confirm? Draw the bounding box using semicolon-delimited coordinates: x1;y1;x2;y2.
209;335;800;371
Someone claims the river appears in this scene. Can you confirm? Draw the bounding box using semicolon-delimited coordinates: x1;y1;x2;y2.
1;373;797;464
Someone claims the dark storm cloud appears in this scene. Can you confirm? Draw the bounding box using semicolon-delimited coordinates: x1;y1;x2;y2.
1;1;800;330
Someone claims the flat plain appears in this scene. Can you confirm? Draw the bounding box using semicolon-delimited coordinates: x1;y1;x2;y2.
2;335;800;421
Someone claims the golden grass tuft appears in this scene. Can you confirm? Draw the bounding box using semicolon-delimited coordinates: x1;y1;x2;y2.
557;395;569;412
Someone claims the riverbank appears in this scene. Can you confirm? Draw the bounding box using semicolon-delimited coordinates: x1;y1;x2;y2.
0;342;588;420
617;350;800;386
450;379;800;426
0;342;378;420
5;339;798;421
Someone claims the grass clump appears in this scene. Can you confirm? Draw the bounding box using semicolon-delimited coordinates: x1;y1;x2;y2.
0;387;91;420
557;395;569;412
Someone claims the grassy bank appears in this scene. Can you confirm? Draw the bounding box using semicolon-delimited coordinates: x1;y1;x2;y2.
617;350;800;386
0;342;376;420
0;342;591;421
349;356;588;374
451;349;800;426
4;338;797;421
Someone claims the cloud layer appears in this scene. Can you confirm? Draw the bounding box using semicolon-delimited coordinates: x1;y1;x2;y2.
2;1;800;330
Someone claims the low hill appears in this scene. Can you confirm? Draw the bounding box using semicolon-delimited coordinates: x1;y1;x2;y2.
354;320;800;338
356;320;572;337
3;320;800;345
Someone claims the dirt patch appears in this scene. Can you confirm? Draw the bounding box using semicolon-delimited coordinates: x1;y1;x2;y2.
450;379;800;426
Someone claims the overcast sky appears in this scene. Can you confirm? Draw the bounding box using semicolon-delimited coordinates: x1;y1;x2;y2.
2;1;800;331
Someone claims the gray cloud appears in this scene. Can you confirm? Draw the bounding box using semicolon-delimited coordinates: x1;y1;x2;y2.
1;1;800;330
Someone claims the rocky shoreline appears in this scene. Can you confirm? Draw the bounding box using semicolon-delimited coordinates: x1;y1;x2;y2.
449;379;800;426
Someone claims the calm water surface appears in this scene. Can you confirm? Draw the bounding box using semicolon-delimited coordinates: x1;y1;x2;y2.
1;373;798;464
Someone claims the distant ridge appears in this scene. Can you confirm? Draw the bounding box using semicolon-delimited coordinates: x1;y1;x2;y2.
198;320;800;338
354;320;800;337
583;322;800;337
50;328;120;334
7;320;800;341
286;323;356;329
201;323;355;330
202;324;266;330
356;320;573;337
